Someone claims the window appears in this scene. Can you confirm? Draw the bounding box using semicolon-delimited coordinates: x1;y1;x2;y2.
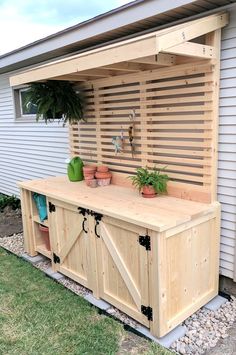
13;86;37;120
19;88;37;116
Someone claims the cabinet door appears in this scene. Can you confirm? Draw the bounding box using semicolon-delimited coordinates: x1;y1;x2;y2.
97;216;150;326
48;199;91;290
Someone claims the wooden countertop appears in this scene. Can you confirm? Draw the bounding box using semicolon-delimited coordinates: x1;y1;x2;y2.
19;176;218;232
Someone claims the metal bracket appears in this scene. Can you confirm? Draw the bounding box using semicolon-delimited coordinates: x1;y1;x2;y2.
141;305;153;321
53;253;60;264
49;202;56;213
139;235;151;251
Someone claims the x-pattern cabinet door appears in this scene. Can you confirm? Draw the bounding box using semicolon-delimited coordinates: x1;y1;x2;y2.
96;216;150;327
48;199;92;290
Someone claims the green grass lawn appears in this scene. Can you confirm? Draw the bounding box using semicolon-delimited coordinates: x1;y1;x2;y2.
0;247;172;355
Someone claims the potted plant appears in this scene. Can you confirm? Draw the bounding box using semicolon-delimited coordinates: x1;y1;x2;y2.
129;167;169;198
24;80;84;125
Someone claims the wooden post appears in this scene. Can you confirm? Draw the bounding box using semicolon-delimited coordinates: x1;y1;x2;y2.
149;231;168;337
205;29;221;202
20;188;37;256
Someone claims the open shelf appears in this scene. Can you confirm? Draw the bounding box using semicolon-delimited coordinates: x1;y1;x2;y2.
33;215;48;227
33;220;52;260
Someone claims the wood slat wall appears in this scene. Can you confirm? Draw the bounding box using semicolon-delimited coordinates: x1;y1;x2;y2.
70;61;216;195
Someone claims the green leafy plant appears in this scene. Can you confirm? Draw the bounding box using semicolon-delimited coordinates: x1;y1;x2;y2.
25;80;84;125
0;194;21;212
129;167;169;194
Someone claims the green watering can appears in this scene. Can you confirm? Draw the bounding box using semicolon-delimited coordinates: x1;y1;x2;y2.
67;157;84;182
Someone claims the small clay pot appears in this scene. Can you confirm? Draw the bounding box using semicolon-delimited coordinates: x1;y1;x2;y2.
95;171;112;179
83;165;97;174
97;165;109;173
39;224;51;251
87;179;97;188
142;185;156;198
84;173;95;180
97;178;111;186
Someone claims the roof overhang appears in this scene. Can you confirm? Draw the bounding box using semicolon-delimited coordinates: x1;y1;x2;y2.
9;12;229;87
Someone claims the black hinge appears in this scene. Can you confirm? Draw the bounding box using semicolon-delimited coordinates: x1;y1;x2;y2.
53;253;60;264
49;202;56;213
139;235;151;251
141;305;153;321
78;207;89;216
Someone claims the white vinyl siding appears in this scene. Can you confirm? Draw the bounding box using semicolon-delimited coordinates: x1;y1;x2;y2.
218;7;236;280
0;73;69;197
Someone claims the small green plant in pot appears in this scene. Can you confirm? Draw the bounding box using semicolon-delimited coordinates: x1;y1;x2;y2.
129;167;169;198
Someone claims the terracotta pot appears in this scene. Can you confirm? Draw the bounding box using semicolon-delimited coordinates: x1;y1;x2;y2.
142;185;156;198
39;224;51;251
87;179;97;188
83;165;97;174
97;165;109;173
95;171;112;179
84;173;95;180
97;178;111;186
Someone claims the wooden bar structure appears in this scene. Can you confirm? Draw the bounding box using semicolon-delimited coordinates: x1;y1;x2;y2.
11;13;228;337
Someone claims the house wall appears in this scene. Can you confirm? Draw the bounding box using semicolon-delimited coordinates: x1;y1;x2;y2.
0;72;69;196
0;8;236;280
218;7;236;280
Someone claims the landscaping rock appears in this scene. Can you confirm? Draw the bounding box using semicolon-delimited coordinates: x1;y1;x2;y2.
0;233;24;255
171;296;236;354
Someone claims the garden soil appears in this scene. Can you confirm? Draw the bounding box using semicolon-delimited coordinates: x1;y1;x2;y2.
0;206;22;237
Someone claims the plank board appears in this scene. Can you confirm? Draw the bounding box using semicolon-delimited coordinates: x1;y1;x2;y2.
70;62;216;195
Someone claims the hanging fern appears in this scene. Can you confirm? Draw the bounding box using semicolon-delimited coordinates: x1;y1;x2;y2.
25;80;84;125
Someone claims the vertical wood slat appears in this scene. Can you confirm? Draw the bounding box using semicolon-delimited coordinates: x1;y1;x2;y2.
140;80;148;167
94;88;102;164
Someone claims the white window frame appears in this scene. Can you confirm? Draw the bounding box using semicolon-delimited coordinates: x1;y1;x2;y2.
13;85;37;121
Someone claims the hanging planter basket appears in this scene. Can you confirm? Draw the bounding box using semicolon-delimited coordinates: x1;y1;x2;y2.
24;80;84;126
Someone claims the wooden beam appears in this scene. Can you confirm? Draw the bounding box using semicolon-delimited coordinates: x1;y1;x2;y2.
78;68;119;77
9;12;228;86
102;62;152;72
163;42;215;59
130;53;176;66
157;12;228;52
51;75;92;82
10;35;158;86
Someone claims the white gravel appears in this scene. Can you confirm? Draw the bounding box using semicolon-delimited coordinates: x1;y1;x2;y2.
58;277;90;297
0;232;24;256
34;260;51;271
1;233;236;355
107;307;139;328
171;297;236;354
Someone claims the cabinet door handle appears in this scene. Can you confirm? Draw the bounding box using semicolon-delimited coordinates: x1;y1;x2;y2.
82;217;88;234
94;213;102;238
94;220;100;238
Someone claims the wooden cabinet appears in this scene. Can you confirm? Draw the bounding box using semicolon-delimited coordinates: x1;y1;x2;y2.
47;201;151;326
19;179;220;337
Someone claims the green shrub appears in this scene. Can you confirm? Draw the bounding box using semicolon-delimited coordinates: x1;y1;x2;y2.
0;194;21;212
